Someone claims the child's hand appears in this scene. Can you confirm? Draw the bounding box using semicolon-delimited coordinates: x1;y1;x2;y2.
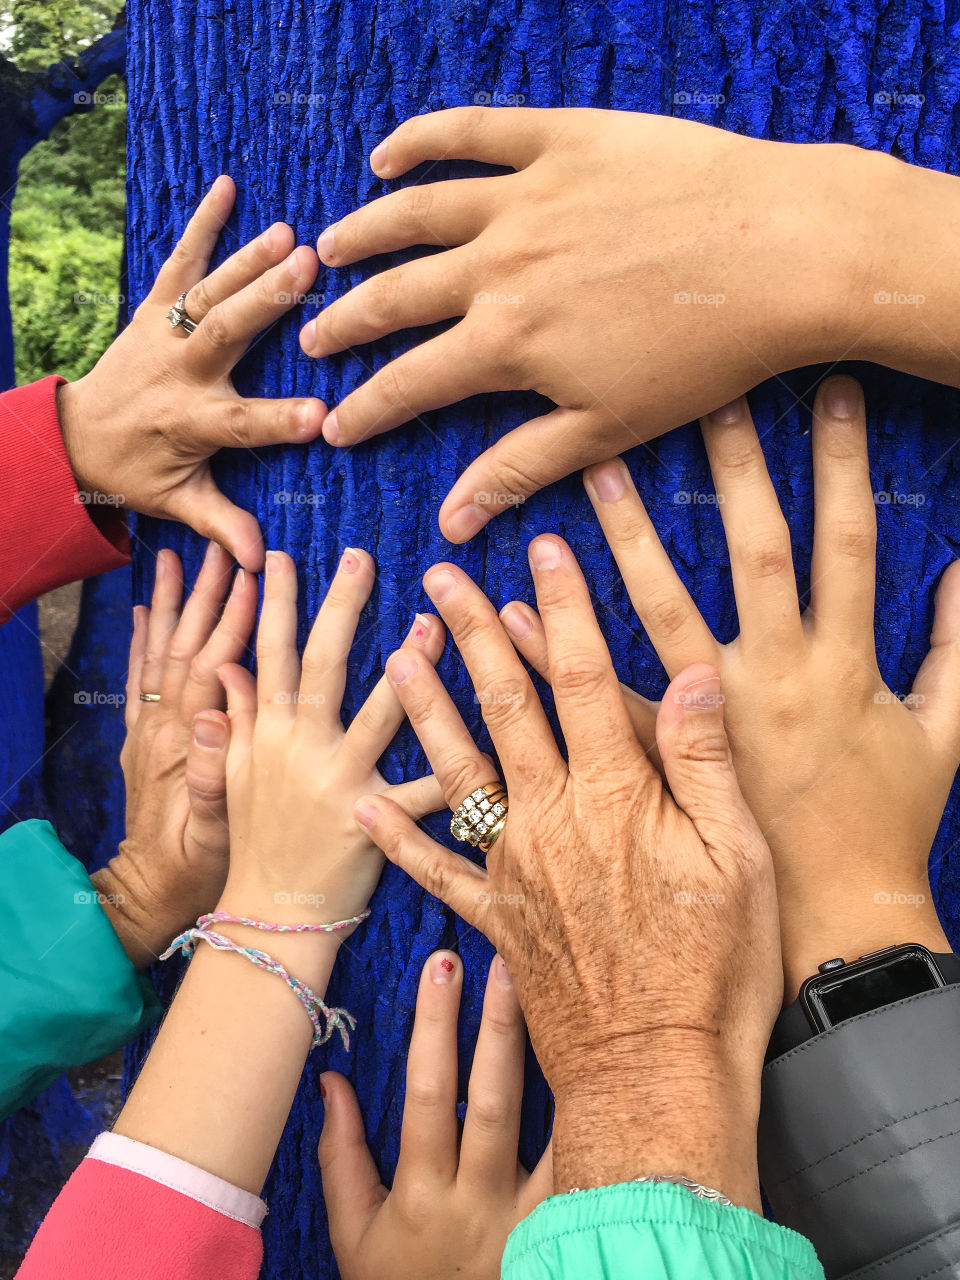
576;376;960;996
318;951;552;1280
217;548;445;930
94;543;257;966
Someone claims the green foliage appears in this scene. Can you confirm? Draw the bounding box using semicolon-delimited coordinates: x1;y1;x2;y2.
0;1;124;71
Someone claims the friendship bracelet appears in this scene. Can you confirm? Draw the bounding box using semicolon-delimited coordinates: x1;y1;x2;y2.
160;909;371;1050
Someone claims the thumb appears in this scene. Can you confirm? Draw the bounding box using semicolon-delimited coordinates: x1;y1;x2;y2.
184;711;230;856
166;470;266;573
655;664;759;852
911;559;960;757
318;1072;388;1260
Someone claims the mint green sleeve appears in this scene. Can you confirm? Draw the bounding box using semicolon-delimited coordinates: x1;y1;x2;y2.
502;1181;825;1280
0;818;162;1119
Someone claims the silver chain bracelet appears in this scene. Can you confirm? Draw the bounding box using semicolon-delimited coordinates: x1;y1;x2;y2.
567;1173;733;1206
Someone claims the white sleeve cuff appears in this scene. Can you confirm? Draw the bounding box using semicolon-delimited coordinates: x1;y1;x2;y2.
87;1131;268;1228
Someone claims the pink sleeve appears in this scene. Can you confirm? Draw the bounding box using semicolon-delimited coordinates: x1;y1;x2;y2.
16;1133;265;1280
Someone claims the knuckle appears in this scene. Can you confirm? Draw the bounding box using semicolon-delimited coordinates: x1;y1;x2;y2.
831;515;876;560
738;525;791;579
712;438;765;477
673;717;731;766
370;357;408;412
479;676;530;734
644;590;693;641
474;452;539;506
550;651;609;702
445;753;489;807
397;184;436;234
187;277;214;317
405;1075;445;1110
467;1091;512;1133
362;272;403;335
219;398;251;443
201;304;232;351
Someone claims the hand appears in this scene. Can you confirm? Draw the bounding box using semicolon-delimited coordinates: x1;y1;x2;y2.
300;107;886;541
216;548;446;934
57;175;325;569
93;542;258;967
577;376;960;997
318;951;552;1280
354;542;781;1209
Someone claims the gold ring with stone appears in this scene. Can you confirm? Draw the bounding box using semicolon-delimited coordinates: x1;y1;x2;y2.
450;782;508;853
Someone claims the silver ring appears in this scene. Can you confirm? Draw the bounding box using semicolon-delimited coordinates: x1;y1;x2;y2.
167;291;198;335
139;691;162;703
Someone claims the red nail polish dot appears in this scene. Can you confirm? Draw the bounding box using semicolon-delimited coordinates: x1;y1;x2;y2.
414;626;425;639
320;1082;327;1099
440;958;455;973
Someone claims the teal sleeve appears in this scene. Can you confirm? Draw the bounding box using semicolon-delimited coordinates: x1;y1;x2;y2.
502;1181;825;1280
0;819;162;1119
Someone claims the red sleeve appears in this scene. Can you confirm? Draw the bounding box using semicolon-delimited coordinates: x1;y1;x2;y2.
0;376;130;622
16;1158;263;1280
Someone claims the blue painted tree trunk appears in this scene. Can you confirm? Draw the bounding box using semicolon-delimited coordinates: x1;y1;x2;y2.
14;0;960;1274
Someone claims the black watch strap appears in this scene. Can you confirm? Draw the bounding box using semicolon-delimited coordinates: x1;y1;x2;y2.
766;950;960;1063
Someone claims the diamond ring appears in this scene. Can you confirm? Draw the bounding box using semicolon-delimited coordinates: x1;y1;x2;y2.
450;782;508;852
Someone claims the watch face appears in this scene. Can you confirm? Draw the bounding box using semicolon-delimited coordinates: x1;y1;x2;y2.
804;947;944;1031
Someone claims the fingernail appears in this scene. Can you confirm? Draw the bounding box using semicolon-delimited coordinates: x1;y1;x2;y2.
193;715;227;749
529;537;562;571
265;550;282;576
413;612;432;640
300;318;319;355
386;653;417;685
323;409;340;445
156;552;167;580
445;504;487;544
821;376;859;421
370;139;389;172
202;540;219;568
587;461;627;503
355;802;378;829
230;568;246;595
285;247;304;276
424;569;456;603
676;673;723;712
316;225;336;261
432;954;457;984
500;602;532;640
260;225;275;251
299;400;325;436
340;547;363;574
708;399;744;425
494;955;513;986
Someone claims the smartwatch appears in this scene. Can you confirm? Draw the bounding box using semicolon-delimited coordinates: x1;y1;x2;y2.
766;943;960;1062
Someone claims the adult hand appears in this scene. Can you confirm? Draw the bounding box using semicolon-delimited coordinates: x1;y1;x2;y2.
93;543;258;967
355;542;781;1209
319;951;552;1280
574;376;960;998
300;107;891;541
58;175;325;569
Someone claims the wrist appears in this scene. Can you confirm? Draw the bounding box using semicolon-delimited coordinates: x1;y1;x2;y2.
55;378;96;494
91;859;174;969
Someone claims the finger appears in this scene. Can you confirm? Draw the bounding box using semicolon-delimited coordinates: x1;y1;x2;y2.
527;536;647;780
583;460;719;677
302;248;474;358
389;773;446;821
160;542;236;706
396;951;463;1185
459;956;526;1192
315;321;497;447
369;106;551;180
183;711;231;859
384;646;500;810
422;563;562;785
355;794;490;927
655;664;763;855
150;174;236;300
341;612;447;766
218;662;258;756
180;566;259;722
317;1072;388;1261
164;470;266;574
808;377;877;651
299;548;376;730
911;560;960;757
316;177;510;268
139;550;185;699
124;605;149;731
499;599;661;760
185;221;296;319
439;405;629;543
520;1140;555;1216
700;399;803;655
186;245;319;376
201;394;327;451
255;551;301;714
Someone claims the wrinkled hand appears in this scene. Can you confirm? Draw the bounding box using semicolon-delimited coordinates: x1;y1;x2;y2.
94;543;258;966
355;541;781;1209
301;107;879;541
319;951;552;1280
58;175;325;569
556;376;960;997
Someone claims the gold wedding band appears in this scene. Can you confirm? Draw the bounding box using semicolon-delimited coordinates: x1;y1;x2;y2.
450;783;508;853
139;691;162;703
